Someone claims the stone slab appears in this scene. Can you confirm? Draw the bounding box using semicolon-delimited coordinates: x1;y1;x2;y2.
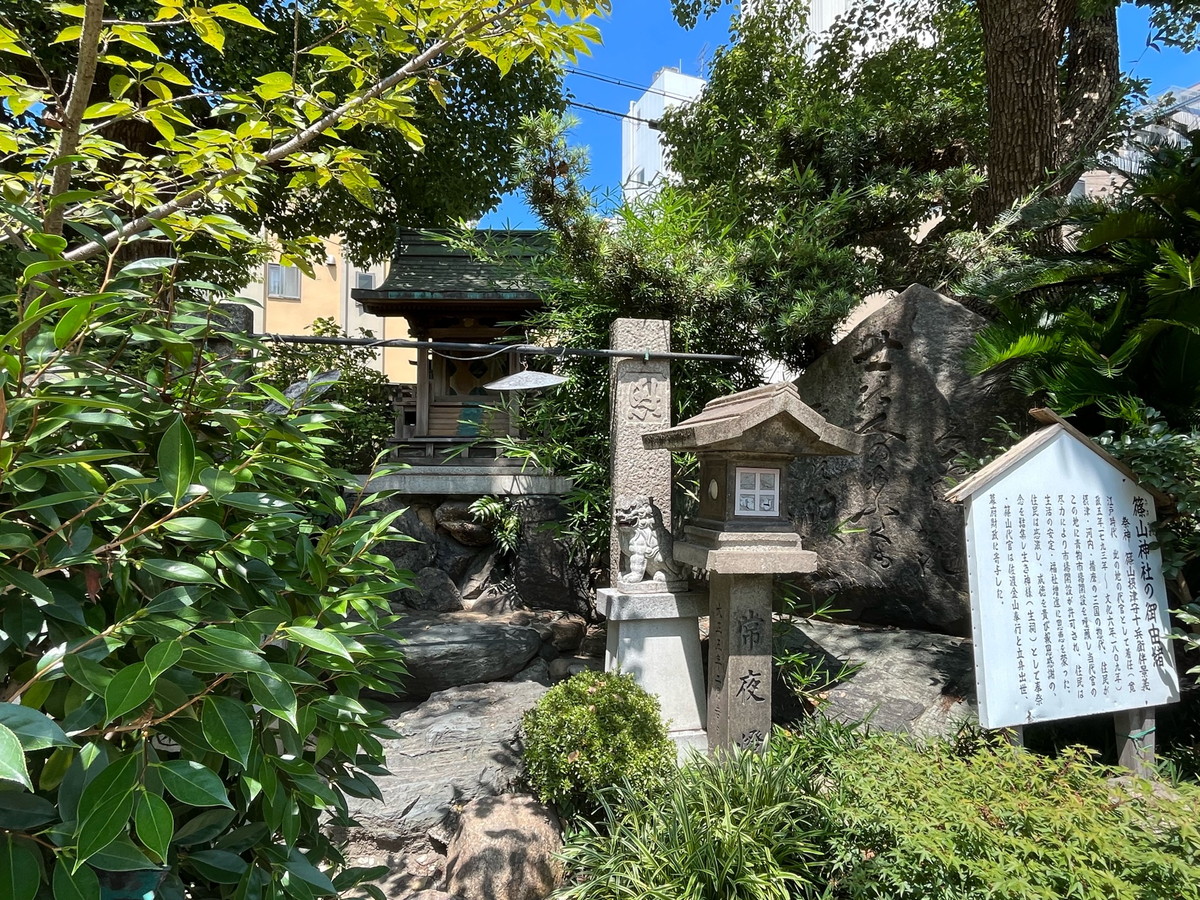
675;543;819;575
606;614;706;733
387;617;541;698
345;681;548;839
708;574;773;752
775;618;977;738
598;588;709;621
365;470;572;496
609;319;673;583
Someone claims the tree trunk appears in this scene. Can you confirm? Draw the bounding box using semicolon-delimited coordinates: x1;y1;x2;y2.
1058;2;1121;187
976;0;1074;221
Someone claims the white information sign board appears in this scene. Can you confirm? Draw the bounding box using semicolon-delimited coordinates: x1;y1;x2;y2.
959;427;1179;729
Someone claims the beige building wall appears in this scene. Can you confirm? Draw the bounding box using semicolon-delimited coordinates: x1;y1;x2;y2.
245;236;416;384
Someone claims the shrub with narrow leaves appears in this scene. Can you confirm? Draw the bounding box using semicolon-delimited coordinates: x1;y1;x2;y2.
0;227;412;899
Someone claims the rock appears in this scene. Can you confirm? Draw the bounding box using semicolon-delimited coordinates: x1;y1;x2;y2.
391;617;542;698
510;496;591;617
381;504;437;575
458;550;499;601
404;893;462;900
436;501;495;547
401;567;464;613
444;795;563;900
345;681;547;839
507;611;587;652
775;618;976;737
512;658;551;685
548;656;603;682
578;624;607;658
790;285;1028;635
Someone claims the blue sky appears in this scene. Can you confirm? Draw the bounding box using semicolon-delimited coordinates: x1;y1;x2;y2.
479;1;1198;229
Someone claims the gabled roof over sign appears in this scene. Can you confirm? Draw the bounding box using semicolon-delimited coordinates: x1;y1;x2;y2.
945;408;1171;508
642;381;861;456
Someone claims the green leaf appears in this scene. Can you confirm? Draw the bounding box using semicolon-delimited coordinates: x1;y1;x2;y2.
53;858;100;900
199;467;237;499
161;517;228;542
157;760;231;808
202;696;253;767
284;848;336;894
209;3;269;29
186;849;247;883
0;702;74;750
63;655;112;695
0;791;57;828
219;492;298;514
247;673;298;729
86;837;159;871
140;559;215;584
181;644;269;675
135;792;173;862
76;752;139;865
0;834;41;900
145;642;182;678
158;414;196;506
0;722;32;789
282;626;352;660
104;663;154;724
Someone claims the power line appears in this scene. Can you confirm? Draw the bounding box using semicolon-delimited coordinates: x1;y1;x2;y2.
566;99;661;128
566;66;703;104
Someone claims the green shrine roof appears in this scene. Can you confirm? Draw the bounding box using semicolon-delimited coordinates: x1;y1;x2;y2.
353;229;548;318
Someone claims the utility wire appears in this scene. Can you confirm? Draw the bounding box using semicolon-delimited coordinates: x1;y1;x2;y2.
566;99;661;127
566;66;703;104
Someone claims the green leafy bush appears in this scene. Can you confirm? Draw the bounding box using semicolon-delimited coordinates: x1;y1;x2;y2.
555;723;1200;900
828;734;1200;900
521;670;675;813
0;227;410;899
260;317;396;473
556;731;848;900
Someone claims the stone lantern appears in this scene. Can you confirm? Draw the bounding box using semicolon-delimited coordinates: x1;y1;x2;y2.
644;382;860;752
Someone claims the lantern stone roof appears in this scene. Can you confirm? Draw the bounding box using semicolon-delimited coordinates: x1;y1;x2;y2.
945;408;1172;508
353;229;548;319
642;381;861;456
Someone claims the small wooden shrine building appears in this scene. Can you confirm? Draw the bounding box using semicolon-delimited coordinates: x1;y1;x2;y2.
353;229;546;461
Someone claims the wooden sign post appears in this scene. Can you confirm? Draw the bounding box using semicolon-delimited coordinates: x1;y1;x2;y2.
947;410;1180;776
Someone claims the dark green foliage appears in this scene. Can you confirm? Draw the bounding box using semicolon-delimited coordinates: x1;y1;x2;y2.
826;735;1200;900
520;670;676;815
661;0;988;300
0;223;410;899
556;723;1200;900
260;318;395;473
964;129;1200;428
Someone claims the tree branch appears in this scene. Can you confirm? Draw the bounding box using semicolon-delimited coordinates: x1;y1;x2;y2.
43;0;106;238
62;0;542;262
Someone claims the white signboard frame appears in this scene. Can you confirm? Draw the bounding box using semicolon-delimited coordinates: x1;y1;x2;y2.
959;427;1179;730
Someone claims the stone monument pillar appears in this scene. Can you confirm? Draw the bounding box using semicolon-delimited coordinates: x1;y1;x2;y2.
598;319;708;755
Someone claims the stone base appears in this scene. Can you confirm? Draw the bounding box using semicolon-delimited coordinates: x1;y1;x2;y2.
363;468;572;496
598;588;708;734
670;728;709;765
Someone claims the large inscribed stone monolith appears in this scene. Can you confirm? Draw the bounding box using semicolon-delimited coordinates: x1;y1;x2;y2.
789;285;1027;635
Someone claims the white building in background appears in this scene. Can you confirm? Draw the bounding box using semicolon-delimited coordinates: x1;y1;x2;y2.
1074;81;1200;200
620;67;707;204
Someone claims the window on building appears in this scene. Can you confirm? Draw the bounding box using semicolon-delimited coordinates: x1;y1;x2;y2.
355;270;376;291
267;263;301;299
